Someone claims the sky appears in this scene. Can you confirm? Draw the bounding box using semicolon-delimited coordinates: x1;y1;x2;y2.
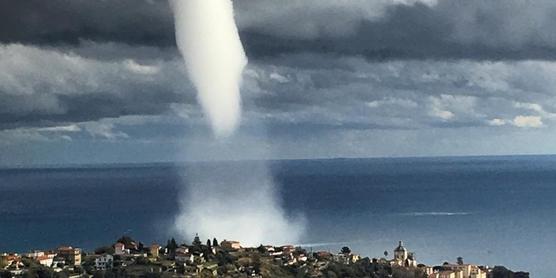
2;0;556;166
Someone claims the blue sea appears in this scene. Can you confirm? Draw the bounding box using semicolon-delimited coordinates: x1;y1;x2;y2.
1;156;554;277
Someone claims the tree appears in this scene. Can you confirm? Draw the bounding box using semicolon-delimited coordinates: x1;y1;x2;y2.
135;256;149;265
200;269;215;278
23;265;56;278
215;251;233;266
92;271;106;278
252;253;262;273
384;251;389;258
166;238;178;253
192;233;202;246
341;247;351;255
457;257;464;265
490;266;514;278
212;238;219;247
207;239;212;248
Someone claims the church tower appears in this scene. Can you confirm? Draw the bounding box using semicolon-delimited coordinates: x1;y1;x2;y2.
394;241;408;263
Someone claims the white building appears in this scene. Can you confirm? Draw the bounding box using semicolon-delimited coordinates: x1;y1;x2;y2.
95;254;113;270
433;264;487;278
221;240;241;250
25;251;45;259
174;247;193;264
114;243;127;255
392;241;417;267
25;251;56;267
57;246;81;266
37;256;54;267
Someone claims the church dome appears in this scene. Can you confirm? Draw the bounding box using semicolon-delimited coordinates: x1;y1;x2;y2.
395;241;407;252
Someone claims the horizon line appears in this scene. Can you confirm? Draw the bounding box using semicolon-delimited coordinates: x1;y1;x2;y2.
1;153;556;170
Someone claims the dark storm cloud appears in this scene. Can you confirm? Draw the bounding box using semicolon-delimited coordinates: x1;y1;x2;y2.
3;0;556;60
0;0;174;46
239;0;556;60
3;0;556;137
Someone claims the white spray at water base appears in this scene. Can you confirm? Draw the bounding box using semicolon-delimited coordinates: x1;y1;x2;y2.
170;0;305;246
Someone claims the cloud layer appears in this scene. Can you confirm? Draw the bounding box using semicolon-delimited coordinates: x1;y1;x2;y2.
2;1;556;164
3;0;556;59
0;43;191;130
4;43;556;134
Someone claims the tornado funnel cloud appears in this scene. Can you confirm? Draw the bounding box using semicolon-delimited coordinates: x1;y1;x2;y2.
169;0;305;246
170;0;247;137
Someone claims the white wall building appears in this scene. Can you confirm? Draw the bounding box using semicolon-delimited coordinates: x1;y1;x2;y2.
95;254;113;270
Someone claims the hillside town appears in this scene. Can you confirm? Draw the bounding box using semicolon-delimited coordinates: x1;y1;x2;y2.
1;236;529;278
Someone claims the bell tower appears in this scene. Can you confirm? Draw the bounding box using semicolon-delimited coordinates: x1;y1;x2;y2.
394;241;408;262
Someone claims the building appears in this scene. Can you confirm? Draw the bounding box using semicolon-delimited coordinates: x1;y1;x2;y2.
25;250;45;260
25;251;55;267
175;246;189;255
0;254;8;268
95;254;113;270
333;248;361;265
26;251;57;267
1;254;22;269
315;251;332;261
175;246;193;264
114;242;127;255
37;255;54;267
392;241;417;267
220;240;241;250
419;265;436;276
52;256;66;267
270;250;283;257
150;243;160;258
281;245;295;254
296;254;308;263
435;271;458;278
1;254;24;275
436;263;487;278
394;241;408;263
57;246;81;266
